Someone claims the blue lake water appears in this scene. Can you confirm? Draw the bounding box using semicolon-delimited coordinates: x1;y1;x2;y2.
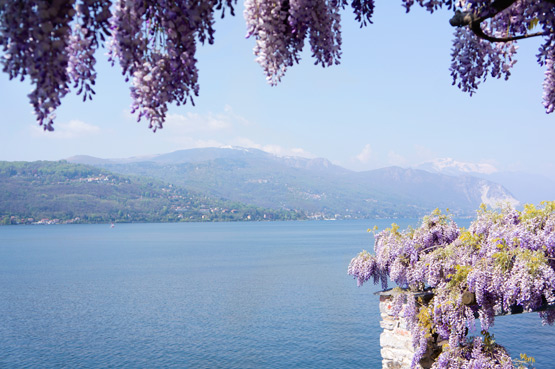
0;220;554;368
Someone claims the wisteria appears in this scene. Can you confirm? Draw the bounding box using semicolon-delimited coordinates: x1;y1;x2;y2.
450;26;517;96
1;1;555;130
108;0;239;130
348;203;555;368
244;0;346;85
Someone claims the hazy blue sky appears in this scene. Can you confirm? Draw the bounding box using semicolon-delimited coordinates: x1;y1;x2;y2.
1;3;553;178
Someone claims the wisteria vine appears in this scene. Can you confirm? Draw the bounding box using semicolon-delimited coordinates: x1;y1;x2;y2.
1;1;555;130
348;203;555;368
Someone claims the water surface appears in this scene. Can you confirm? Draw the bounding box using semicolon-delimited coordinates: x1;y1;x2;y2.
0;220;553;368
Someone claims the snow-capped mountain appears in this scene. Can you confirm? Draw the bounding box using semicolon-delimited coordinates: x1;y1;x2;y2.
417;158;498;176
417;158;554;205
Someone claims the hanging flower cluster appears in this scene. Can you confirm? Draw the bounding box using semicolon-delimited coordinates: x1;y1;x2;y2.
349;203;555;368
0;0;111;131
421;0;555;113
2;1;555;131
108;0;240;130
0;0;237;131
450;26;517;96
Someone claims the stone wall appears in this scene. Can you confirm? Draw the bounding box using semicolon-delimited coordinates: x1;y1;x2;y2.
378;292;437;369
378;289;555;368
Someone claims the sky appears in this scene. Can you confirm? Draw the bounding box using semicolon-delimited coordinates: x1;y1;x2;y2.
1;3;554;180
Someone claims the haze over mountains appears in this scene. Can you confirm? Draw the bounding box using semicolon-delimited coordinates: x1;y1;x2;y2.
67;147;523;219
417;158;555;205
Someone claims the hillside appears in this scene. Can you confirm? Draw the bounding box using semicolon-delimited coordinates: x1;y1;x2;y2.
68;147;519;218
0;161;305;225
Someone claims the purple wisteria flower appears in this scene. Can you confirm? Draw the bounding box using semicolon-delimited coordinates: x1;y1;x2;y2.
349;203;555;368
2;0;555;130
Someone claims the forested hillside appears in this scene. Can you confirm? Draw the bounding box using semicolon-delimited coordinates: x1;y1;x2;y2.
73;147;518;219
0;161;304;225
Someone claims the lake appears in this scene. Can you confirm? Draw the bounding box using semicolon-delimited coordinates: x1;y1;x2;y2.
0;220;554;368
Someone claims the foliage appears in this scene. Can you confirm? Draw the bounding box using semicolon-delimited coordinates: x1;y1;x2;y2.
348;203;555;368
514;353;536;369
0;161;305;224
1;1;553;131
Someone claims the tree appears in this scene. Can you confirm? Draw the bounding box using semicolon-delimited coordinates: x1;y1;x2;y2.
1;1;554;132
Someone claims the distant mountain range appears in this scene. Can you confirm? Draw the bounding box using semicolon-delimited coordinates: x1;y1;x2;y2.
67;147;520;219
417;158;555;205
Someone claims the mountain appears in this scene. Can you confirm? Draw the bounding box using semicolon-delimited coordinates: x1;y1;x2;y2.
68;147;518;218
0;161;304;225
353;167;518;210
417;158;554;205
417;158;498;176
483;172;555;205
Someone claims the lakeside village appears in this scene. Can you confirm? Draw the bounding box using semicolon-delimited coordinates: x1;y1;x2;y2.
1;171;303;224
2;211;345;226
2;208;283;225
1;170;366;225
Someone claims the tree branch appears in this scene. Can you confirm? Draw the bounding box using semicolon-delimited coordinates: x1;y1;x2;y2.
471;23;553;42
450;0;555;43
449;0;519;27
488;0;520;17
